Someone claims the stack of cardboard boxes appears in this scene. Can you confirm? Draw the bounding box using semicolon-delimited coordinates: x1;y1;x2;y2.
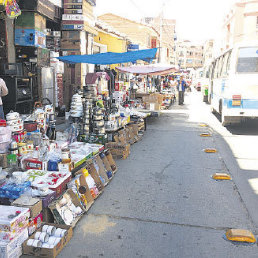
142;93;164;111
61;0;97;106
105;120;144;160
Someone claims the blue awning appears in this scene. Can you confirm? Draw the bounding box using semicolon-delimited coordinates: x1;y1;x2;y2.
56;48;158;65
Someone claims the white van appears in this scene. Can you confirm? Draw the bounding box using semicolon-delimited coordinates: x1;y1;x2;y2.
210;42;258;126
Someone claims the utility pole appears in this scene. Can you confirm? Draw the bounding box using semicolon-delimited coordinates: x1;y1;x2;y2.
158;3;165;64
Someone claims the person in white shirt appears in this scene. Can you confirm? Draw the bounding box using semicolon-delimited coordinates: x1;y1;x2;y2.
0;78;8;119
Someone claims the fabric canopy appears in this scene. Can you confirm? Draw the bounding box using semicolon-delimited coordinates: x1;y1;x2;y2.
57;48;158;65
85;72;110;84
116;65;177;75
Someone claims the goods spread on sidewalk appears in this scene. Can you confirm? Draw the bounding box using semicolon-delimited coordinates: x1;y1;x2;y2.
0;71;178;258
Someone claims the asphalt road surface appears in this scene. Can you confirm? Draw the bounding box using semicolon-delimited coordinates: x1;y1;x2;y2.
60;91;258;258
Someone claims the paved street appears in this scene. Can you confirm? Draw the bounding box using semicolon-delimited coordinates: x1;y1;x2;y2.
60;91;258;258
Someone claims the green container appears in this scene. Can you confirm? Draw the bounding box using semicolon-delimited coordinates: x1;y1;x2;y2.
7;154;17;167
205;88;208;96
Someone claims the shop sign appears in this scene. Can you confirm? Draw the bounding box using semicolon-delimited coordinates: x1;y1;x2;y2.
62;24;84;30
62;14;84;21
127;44;139;52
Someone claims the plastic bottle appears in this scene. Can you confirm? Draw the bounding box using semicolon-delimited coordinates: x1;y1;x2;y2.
33;146;40;159
82;169;99;197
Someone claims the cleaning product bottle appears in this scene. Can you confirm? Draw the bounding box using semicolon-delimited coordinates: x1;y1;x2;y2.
82;169;99;198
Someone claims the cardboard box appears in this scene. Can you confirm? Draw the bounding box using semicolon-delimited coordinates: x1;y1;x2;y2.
87;163;105;193
79;175;94;210
93;156;109;185
0;229;28;258
104;150;117;174
105;142;130;151
40;191;56;208
99;153;112;174
12;196;43;218
49;189;85;227
28;213;43;236
146;103;161;111
23;223;73;258
105;143;130;160
42;207;55;223
0;245;22;258
67;173;95;212
0;206;30;242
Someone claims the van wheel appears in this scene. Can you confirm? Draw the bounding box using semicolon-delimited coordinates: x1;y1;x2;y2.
221;108;230;126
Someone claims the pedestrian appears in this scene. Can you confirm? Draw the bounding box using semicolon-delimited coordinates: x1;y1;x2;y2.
169;77;177;102
0;78;8;119
177;75;186;105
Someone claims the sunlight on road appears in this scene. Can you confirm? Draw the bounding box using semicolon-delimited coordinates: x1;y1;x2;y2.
248;178;258;195
186;91;258;172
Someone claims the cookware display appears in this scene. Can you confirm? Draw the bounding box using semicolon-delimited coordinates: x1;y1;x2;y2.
70;94;83;118
6;111;24;132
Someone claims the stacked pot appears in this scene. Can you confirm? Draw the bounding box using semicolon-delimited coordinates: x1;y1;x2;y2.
82;98;92;135
92;108;105;134
6;111;24;132
70;94;83;118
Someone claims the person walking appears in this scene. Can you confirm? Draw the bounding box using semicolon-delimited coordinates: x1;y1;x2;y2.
177;75;186;105
0;78;8;119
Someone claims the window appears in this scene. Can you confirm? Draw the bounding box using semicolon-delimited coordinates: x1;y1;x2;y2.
214;59;220;79
221;50;232;77
237;47;258;73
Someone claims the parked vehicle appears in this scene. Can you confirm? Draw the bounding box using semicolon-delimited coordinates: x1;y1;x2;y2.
209;41;258;126
199;64;213;102
192;68;203;91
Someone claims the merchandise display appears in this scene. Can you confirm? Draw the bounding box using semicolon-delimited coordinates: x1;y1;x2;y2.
0;67;155;258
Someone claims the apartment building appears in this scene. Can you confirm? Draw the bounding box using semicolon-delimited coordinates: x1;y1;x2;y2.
176;40;204;70
98;13;160;60
142;17;177;65
222;0;258;51
203;39;214;66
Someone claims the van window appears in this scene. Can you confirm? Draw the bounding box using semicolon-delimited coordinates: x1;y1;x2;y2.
237;47;258;73
214;58;222;78
221;51;231;77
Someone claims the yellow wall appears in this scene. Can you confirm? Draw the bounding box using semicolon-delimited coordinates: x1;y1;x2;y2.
94;31;127;69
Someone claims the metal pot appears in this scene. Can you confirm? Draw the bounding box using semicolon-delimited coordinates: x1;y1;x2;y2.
93;114;103;121
70;110;83;118
93;109;104;115
93;120;104;127
6;111;19;121
10;140;18;149
94;127;106;134
83;118;91;124
49;114;55;121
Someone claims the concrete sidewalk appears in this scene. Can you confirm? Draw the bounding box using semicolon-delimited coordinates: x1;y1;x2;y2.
58;92;258;258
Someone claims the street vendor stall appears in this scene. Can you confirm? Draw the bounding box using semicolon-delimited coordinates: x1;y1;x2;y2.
0;48;160;258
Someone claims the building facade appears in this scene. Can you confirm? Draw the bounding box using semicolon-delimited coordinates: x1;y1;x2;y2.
94;20;128;69
203;39;214;66
175;40;204;70
98;13;159;55
222;0;258;51
142;17;177;65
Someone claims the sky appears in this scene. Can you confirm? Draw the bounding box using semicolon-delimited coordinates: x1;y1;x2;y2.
95;0;237;43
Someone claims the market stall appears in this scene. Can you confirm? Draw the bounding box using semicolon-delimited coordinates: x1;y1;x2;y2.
0;48;159;258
